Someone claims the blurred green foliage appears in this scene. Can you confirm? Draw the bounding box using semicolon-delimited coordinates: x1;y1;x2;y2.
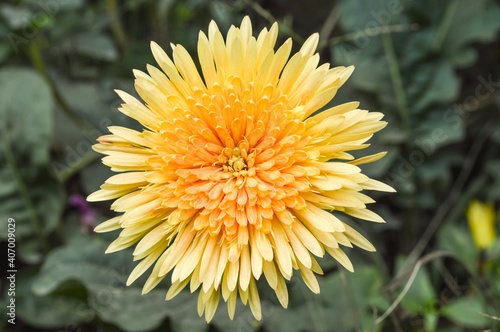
1;0;499;331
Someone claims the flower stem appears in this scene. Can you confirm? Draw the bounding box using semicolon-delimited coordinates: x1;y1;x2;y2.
59;149;101;183
381;32;411;141
325;23;419;49
29;39;103;181
105;0;127;55
431;0;459;51
243;0;304;43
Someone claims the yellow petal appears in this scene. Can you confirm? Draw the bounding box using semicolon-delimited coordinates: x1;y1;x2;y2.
467;200;497;250
94;216;121;233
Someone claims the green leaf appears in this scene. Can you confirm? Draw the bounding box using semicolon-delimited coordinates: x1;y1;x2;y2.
437;224;476;272
0;67;53;165
338;0;408;31
16;270;93;329
441;297;490;328
413;110;464;150
415;153;457;185
317;266;386;331
0;168;65;238
0;67;64;241
32;236;133;296
74;34;118;62
395;256;436;313
32;235;210;332
0;4;33;29
17;237;44;264
401;272;436;313
439;0;500;53
424;311;439;332
93;287;207;332
406;62;460;115
260;305;308;332
332;41;388;96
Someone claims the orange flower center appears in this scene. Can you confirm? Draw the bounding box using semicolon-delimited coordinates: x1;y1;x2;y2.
217;142;257;178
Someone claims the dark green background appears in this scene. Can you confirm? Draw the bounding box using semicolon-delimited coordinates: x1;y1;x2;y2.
1;0;499;331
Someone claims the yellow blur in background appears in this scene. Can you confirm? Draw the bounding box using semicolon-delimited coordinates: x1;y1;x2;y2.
467;200;497;250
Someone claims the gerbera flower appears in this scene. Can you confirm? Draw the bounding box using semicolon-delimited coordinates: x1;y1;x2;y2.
88;16;394;322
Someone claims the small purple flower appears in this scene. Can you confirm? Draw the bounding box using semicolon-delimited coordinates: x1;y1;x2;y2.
69;194;97;231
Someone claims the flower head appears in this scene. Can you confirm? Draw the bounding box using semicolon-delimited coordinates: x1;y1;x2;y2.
467;200;497;250
88;16;394;322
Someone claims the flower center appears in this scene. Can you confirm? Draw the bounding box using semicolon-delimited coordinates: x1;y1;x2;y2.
218;143;256;178
227;153;247;173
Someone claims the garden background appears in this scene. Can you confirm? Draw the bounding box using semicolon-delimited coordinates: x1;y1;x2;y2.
1;0;499;331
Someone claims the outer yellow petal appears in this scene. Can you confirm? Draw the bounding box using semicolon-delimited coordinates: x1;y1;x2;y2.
467;200;497;250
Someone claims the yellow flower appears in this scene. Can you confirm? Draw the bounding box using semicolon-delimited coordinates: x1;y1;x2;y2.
88;16;394;322
467;200;497;250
